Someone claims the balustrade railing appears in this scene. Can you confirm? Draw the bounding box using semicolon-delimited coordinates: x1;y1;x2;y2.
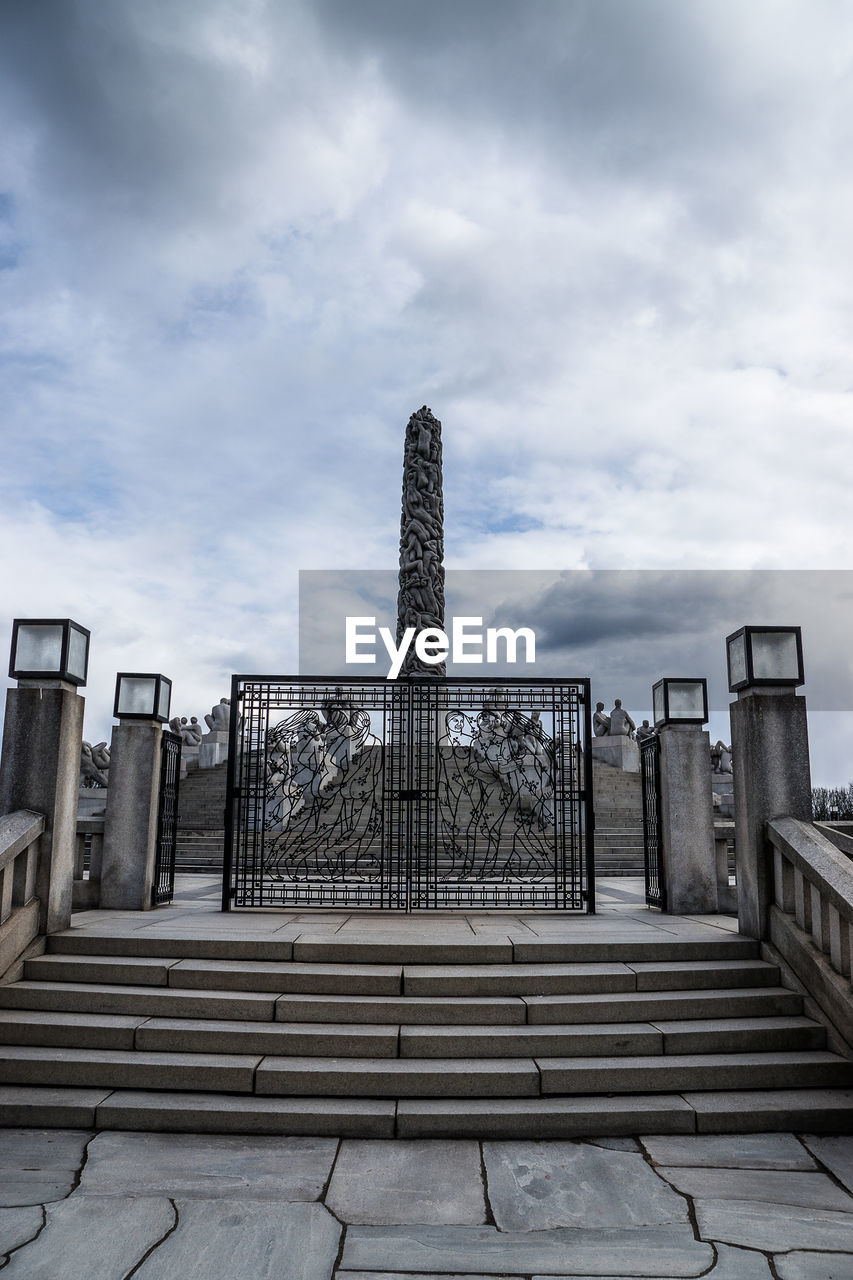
767;816;853;1049
0;809;44;979
73;816;105;911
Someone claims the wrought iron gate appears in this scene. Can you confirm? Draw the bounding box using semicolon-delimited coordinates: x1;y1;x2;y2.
153;729;181;906
640;733;666;910
223;676;594;911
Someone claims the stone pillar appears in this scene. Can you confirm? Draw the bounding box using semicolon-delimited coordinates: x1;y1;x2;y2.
658;724;718;915
730;688;812;940
0;680;85;934
100;719;163;910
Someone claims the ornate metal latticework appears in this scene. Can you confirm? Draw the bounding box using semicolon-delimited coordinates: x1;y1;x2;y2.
640;733;666;910
223;676;594;911
153;729;181;906
397;406;445;677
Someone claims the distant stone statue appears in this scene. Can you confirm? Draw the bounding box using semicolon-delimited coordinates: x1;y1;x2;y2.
636;719;656;744
205;699;231;734
170;716;203;746
593;702;611;737
711;740;733;774
609;699;636;738
80;741;109;788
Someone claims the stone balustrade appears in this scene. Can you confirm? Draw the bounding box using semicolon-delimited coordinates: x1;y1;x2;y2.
73;816;105;911
0;808;45;979
767;816;853;1050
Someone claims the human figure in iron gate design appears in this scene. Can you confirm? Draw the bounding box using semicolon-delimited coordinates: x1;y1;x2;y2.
437;711;479;875
263;700;382;883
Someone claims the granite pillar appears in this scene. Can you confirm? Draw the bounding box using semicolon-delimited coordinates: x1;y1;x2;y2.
0;681;85;934
730;688;812;941
658;724;718;915
100;720;163;910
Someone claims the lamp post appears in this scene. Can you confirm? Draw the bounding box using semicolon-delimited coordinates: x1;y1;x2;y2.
651;676;718;915
100;673;173;911
0;619;89;933
727;625;811;940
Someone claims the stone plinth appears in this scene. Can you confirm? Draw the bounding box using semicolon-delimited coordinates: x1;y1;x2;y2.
659;724;718;915
591;736;640;773
199;731;227;770
100;720;163;911
711;775;735;819
730;689;811;941
0;683;85;934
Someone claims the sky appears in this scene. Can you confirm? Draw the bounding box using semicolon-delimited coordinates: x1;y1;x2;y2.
1;0;852;781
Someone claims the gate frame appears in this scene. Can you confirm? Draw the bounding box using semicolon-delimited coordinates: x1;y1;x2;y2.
640;732;667;910
222;674;595;913
152;728;181;907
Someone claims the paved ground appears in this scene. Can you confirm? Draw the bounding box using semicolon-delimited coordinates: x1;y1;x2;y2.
0;1128;851;1277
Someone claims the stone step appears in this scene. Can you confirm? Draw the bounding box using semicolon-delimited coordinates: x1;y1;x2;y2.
2;1084;851;1138
135;1018;400;1057
0;981;278;1021
400;1016;826;1058
25;955;405;996
0;1045;259;1093
0;1043;843;1099
525;986;802;1023
273;994;527;1025
536;1051;853;1094
255;1057;539;1097
0;1010;146;1051
400;958;780;996
44;929;760;965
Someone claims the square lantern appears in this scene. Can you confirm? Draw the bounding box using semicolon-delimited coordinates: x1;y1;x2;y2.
9;618;90;686
652;677;709;728
726;626;804;693
114;673;172;722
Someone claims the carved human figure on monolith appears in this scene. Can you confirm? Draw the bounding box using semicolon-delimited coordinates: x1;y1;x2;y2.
396;405;445;677
609;700;636;737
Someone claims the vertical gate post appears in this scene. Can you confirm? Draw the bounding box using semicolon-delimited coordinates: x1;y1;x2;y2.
0;618;90;935
658;724;718;915
651;677;717;915
100;673;174;911
727;626;810;941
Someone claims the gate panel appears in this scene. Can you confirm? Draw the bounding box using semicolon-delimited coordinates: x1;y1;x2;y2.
223;676;593;911
153;729;181;906
640;733;667;910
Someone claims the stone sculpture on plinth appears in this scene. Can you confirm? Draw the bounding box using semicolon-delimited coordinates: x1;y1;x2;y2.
590;697;640;772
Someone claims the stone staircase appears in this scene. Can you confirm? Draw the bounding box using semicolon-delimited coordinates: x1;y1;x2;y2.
0;928;851;1137
592;759;644;874
176;763;227;871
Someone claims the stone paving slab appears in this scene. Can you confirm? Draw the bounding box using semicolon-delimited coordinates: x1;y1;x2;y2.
77;1131;337;1200
775;1251;853;1279
641;1132;818;1169
0;1194;175;1278
694;1198;853;1252
482;1140;688;1230
657;1166;853;1210
0;1205;44;1257
0;1128;91;1205
340;1224;715;1276
801;1134;853;1194
326;1139;485;1225
133;1199;340;1280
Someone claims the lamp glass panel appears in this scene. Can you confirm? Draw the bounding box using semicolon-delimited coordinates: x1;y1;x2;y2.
66;627;88;681
156;679;172;720
653;683;665;724
667;680;705;720
15;624;64;673
117;676;157;716
727;634;747;687
751;630;800;681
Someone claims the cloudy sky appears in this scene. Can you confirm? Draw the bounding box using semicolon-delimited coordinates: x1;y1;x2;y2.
2;1;852;778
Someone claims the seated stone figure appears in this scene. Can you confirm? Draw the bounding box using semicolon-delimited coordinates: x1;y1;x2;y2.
635;719;656;743
205;699;231;734
593;703;611;737
609;699;636;738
